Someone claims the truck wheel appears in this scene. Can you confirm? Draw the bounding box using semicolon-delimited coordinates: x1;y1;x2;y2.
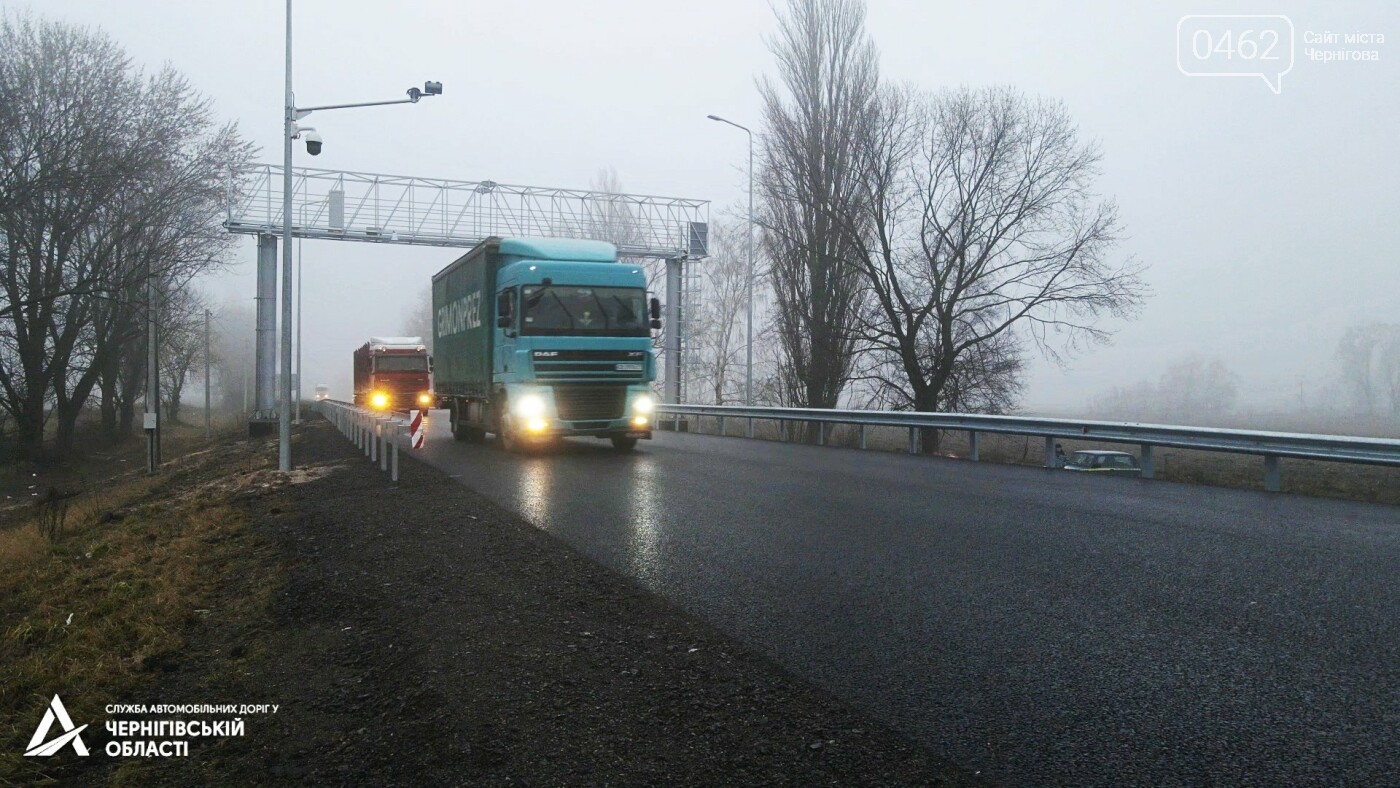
498;418;522;453
450;407;471;442
610;436;638;452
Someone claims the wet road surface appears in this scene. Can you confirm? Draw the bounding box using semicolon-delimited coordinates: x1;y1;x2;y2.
415;416;1400;786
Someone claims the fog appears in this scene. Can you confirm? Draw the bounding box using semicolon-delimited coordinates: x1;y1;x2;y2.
30;0;1399;425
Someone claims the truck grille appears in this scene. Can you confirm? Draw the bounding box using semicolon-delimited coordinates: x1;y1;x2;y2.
552;385;627;422
532;350;646;382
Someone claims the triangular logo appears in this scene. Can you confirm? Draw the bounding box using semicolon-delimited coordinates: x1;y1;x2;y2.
24;695;89;757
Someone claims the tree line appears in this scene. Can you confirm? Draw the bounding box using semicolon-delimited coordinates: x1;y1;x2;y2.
758;0;1146;428
0;12;250;457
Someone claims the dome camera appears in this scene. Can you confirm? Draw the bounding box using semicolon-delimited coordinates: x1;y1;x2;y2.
303;129;323;156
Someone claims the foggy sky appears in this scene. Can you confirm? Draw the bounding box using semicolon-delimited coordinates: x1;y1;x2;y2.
24;0;1400;411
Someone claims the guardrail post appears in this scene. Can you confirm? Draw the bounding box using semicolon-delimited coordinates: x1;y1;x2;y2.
1044;436;1055;468
818;422;826;446
908;427;917;455
719;415;725;436
969;430;980;462
1264;455;1281;492
779;420;787;442
391;422;401;482
379;420;389;472
371;419;379;463
1140;444;1155;479
859;424;867;450
364;416;372;458
747;417;754;439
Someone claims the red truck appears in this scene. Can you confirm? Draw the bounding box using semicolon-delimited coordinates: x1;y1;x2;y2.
353;337;433;412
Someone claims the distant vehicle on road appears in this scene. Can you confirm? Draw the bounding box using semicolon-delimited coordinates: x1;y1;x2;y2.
1063;450;1142;477
432;237;660;452
353;337;433;412
314;384;330;401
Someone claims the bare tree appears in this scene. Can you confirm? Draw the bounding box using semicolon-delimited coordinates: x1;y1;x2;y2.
403;284;434;352
211;300;255;416
1092;355;1237;424
0;11;250;455
1338;323;1400;419
687;221;750;404
157;287;209;424
758;0;878;411
844;86;1145;450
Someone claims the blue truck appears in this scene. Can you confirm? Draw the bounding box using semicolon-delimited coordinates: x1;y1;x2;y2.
431;236;660;452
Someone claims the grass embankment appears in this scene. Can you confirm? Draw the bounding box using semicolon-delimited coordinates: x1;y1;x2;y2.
0;432;277;786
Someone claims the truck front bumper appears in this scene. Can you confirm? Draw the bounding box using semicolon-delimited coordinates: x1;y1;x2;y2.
527;420;651;440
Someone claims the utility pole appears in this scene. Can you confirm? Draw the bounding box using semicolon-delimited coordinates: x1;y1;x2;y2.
204;308;212;439
145;261;159;473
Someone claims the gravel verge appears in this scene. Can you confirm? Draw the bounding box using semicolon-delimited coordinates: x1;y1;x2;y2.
125;417;987;786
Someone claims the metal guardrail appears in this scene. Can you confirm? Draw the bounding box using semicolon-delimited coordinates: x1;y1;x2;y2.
317;400;413;482
655;404;1400;493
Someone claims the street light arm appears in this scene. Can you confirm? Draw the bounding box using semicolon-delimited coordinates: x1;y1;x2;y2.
296;97;418;116
707;114;753;137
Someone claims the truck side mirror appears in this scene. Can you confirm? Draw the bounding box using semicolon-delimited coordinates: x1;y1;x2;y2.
427;356;434;372
496;315;511;328
650;318;662;330
649;297;661;320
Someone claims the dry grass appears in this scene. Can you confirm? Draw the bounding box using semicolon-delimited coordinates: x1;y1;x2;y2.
683;417;1400;506
0;431;274;786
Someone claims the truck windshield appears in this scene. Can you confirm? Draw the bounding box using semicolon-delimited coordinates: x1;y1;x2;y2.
521;285;648;337
374;356;428;372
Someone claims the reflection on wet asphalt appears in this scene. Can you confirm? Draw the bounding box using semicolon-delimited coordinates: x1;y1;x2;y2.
416;414;1400;787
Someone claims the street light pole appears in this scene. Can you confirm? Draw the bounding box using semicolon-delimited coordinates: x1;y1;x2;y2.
706;115;755;417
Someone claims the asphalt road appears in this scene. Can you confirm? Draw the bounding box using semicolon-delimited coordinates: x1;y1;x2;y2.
416;416;1400;786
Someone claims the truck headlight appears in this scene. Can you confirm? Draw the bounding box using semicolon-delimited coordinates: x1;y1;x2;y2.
515;393;546;418
371;392;389;409
632;395;654;414
418;393;432;405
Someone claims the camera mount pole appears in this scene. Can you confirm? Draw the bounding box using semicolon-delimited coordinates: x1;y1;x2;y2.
279;0;294;471
276;1;442;472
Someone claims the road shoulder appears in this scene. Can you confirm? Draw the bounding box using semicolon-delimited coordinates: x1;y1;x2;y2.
129;418;984;785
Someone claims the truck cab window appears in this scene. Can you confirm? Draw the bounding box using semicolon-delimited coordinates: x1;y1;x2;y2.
373;356;429;372
520;285;648;337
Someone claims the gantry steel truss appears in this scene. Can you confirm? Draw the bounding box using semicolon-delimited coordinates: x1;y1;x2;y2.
228;164;708;420
225;164;710;259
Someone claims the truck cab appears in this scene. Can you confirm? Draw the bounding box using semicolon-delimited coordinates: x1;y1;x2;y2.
353;337;434;412
433;237;659;452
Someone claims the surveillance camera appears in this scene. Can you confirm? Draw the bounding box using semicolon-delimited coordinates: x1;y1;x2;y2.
407;87;422;103
303;129;323;156
424;81;442;96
